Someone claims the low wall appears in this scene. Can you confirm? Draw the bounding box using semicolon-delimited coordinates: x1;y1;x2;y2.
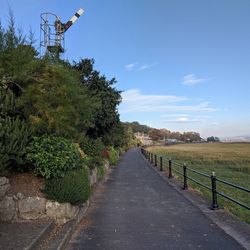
0;160;109;224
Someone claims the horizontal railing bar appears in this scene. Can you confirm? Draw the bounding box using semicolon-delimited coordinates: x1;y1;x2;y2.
216;178;250;193
172;161;183;167
187;176;212;191
187;167;210;178
172;168;183;176
216;191;250;210
160;158;168;163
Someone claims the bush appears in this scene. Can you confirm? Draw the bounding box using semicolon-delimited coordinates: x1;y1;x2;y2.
97;166;105;181
26;135;82;179
0;89;31;175
108;147;119;166
0;117;31;175
43;167;91;205
101;148;109;159
79;137;105;168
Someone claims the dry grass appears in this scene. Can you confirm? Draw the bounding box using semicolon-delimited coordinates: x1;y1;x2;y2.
147;143;250;223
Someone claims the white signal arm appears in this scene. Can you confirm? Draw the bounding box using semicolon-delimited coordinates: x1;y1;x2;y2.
63;8;84;32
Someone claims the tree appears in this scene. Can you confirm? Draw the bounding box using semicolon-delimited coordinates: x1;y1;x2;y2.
124;121;151;134
207;136;220;142
182;132;201;142
19;64;98;140
72;59;122;143
148;128;162;141
160;128;171;139
0;12;38;96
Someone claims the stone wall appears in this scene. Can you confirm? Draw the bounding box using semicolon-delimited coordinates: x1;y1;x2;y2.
0;161;110;224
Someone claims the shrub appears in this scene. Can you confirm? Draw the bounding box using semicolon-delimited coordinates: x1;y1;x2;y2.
0;117;31;175
0;89;31;175
79;137;105;168
97;166;105;181
108;147;119;166
101;148;109;159
43;167;91;205
26;135;82;179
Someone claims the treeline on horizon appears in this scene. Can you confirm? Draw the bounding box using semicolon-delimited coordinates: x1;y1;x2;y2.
124;121;220;142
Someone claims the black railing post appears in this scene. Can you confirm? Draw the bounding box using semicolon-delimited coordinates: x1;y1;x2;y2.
169;158;173;178
151;153;153;164
154;155;157;167
183;163;188;190
160;157;163;171
211;171;219;210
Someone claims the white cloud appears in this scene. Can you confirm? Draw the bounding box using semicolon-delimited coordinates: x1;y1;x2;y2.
162;114;201;123
119;89;218;114
138;63;156;71
122;89;186;104
164;117;201;123
125;62;156;71
161;114;213;124
182;74;208;86
125;63;136;71
139;64;150;70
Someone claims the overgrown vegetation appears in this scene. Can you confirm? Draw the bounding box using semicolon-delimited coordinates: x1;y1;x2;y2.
108;147;119;166
97;166;106;182
0;89;31;174
43;168;91;205
0;12;139;204
148;143;250;223
26;135;83;179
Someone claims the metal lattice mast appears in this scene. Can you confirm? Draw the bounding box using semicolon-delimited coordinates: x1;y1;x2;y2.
40;8;84;59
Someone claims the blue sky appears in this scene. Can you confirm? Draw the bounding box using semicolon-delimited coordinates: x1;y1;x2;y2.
1;0;250;138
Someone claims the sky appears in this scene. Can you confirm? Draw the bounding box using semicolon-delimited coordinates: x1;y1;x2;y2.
1;0;250;138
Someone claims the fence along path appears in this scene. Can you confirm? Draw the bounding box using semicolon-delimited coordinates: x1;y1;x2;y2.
141;148;250;211
68;148;244;250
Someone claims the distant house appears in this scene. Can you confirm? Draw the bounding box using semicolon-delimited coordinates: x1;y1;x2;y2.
135;132;153;146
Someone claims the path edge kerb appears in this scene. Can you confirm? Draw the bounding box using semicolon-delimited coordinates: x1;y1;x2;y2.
24;220;54;250
45;167;114;250
139;148;250;250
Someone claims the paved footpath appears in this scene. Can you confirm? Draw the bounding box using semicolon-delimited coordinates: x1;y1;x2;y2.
68;148;244;250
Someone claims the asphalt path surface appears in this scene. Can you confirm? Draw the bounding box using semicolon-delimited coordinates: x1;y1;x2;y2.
68;148;244;250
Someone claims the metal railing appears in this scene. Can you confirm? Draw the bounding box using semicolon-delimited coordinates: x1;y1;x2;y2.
141;148;250;211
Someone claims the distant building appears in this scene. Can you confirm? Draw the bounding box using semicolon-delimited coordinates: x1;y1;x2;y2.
135;132;153;146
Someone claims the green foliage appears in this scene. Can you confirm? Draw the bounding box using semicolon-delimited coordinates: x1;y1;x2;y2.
72;59;122;141
0;12;37;93
0;117;31;175
79;137;105;168
108;147;119;166
26;135;82;179
0;89;31;175
123;121;151;134
207;136;220;142
97;166;106;181
0;88;20;118
0;12;137;178
43;167;91;205
18;64;99;140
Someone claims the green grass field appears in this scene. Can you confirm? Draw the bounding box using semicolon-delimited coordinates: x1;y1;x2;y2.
147;143;250;223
